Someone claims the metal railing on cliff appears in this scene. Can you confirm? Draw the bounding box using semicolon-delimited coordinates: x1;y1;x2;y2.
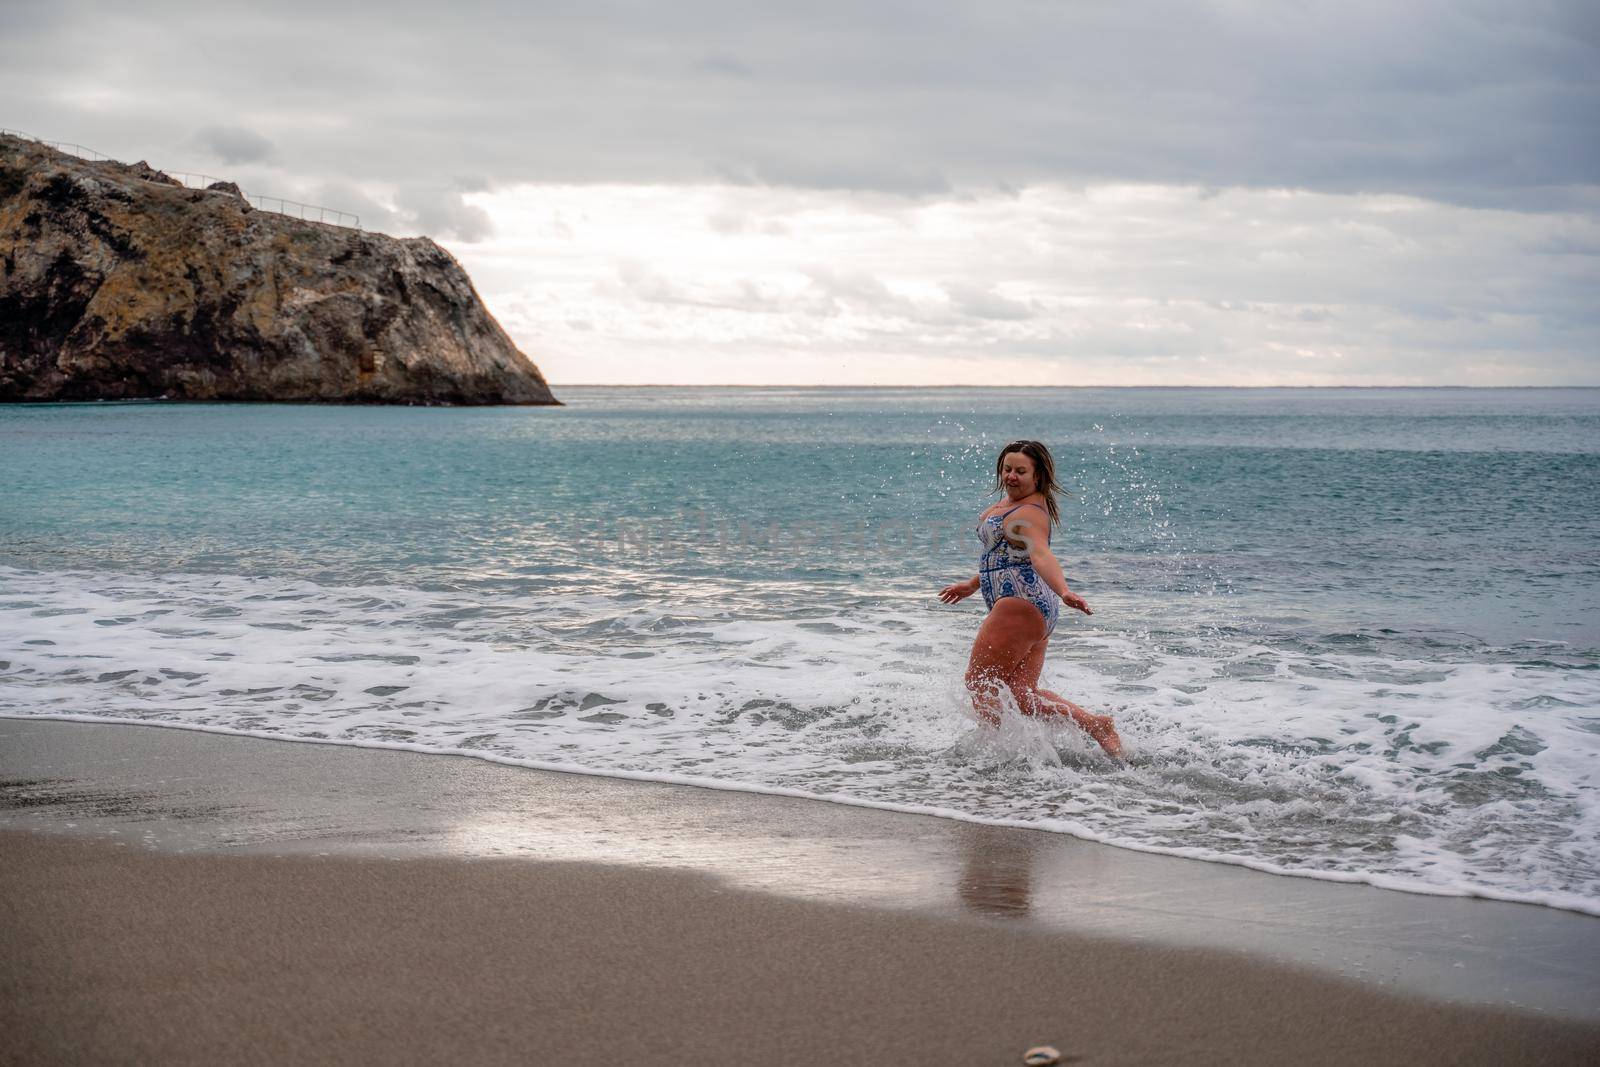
0;129;361;230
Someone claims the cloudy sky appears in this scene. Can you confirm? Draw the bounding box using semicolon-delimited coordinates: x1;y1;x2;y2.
4;0;1597;384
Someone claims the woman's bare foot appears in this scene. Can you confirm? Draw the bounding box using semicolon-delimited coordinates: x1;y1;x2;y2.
1060;704;1122;759
1083;713;1123;760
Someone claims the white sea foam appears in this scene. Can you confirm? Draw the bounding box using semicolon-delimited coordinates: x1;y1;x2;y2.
3;564;1597;915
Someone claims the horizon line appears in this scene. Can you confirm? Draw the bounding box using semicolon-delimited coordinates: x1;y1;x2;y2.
545;382;1600;390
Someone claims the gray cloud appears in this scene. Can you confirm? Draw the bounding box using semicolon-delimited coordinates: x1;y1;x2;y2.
694;53;755;78
190;124;274;165
706;210;790;236
3;1;1594;209
396;183;496;242
611;261;789;313
943;282;1034;322
4;0;1595;383
802;268;922;318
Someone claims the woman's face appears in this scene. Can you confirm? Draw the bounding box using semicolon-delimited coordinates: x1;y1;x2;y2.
1001;452;1036;496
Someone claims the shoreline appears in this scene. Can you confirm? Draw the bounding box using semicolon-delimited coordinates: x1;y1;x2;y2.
7;710;1597;920
5;718;1600;1026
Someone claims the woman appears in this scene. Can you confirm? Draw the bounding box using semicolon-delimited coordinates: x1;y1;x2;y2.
939;440;1123;758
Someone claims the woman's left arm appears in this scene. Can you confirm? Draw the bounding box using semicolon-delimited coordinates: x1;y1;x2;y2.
1008;513;1093;616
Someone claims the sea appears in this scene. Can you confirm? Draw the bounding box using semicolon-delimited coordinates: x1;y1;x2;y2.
2;387;1597;914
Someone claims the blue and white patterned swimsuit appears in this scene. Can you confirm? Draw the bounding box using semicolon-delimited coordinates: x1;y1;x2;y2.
977;503;1061;636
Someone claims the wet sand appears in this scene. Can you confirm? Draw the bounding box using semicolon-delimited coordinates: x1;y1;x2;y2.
3;718;1599;1065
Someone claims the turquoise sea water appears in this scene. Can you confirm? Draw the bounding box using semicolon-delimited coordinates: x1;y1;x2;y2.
3;387;1598;911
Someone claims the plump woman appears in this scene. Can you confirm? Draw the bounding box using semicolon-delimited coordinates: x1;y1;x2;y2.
940;440;1123;758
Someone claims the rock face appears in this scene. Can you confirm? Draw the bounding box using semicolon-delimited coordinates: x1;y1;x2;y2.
0;134;558;404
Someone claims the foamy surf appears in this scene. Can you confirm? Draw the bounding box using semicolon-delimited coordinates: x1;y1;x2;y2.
5;564;1597;916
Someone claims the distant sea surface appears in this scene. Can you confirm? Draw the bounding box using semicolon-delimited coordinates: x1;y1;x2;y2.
3;387;1598;913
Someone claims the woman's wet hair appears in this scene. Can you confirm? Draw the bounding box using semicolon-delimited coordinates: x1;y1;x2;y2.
993;440;1061;524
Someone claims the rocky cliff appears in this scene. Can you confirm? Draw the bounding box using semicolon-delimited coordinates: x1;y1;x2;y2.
0;134;557;404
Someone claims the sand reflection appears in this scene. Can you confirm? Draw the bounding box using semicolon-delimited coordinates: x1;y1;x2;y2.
956;823;1039;918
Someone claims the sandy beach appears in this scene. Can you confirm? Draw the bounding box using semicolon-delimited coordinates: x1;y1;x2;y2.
3;719;1598;1066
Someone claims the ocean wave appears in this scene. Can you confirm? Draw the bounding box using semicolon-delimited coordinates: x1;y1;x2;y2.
3;564;1597;915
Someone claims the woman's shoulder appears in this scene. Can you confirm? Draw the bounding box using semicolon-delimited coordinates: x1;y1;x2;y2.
1007;498;1055;538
